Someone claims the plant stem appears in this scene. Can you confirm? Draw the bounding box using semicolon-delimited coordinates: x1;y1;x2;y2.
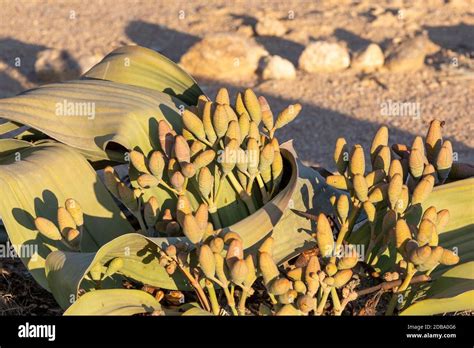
385;263;416;316
331;287;341;312
222;286;238;315
205;279;220;315
316;288;331;315
238;288;249;315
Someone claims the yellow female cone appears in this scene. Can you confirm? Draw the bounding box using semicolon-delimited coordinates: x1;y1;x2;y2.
417;219;435;246
436;209;450;232
412;175;435;204
35;217;62;241
417;246;443;271
198;244;216;279
198;167;213;198
409;147;425;179
182;109;206;142
395;185;409;214
148;151;165;181
258;96;274;132
425;119;443;163
409;245;432;265
353;174;368;202
370;126;389;164
220;139;238;174
412;136;426;160
439;249;459;266
235;92;250;118
65;198;83;227
275;104;302;129
243;88;262;124
349;145;365;176
259;252;280;286
297;294;316;313
363;201;376;223
247;138;260;175
225;120;241;145
144;196;160;228
202;101;217;144
333;269;353;288
270;278;291;295
182;213;204;244
294;280;307;294
238;113;250;141
209;237;224;253
337;194;350;222
325;263;337;276
226;238;244;268
174;135;191;164
103;166;120;197
193;150;215;170
334;137;348;175
326;175;352;190
137;173;160;188
317;213;334;257
216;87;230;105
158;120;175;158
259;143;275;171
422;206;438;224
180;162;196;178
213;104;229;138
395;219;411;250
197;94;209;116
436;140;453;182
276;303;300;315
170;170;185;191
365;169;385;188
388;173;403;210
389;159;403;179
194;204;209;231
248;121;260;141
58;207;77;236
373;146;391;174
230;259;249;284
129;150;149;174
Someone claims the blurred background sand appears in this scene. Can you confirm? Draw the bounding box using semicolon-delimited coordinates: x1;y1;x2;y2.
0;0;473;170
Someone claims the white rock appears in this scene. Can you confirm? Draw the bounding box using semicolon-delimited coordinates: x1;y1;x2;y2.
34;49;80;82
180;33;268;81
261;56;296;80
299;41;350;73
255;18;287;37
351;43;384;72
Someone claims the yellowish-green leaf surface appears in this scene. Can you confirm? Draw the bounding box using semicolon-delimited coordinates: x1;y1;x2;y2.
64;289;162;315
0;79;183;162
401;262;474;315
0;141;134;289
83;45;203;105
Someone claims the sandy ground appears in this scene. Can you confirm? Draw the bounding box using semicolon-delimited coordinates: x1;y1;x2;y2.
0;0;473;170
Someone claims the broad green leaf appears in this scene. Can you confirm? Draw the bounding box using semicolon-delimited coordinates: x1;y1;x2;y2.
349;178;474;275
401;262;474;315
0;79;183;162
45;233;191;309
0;138;32;158
83;45;203;105
0;142;133;290
64;289;162;315
181;307;213;316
